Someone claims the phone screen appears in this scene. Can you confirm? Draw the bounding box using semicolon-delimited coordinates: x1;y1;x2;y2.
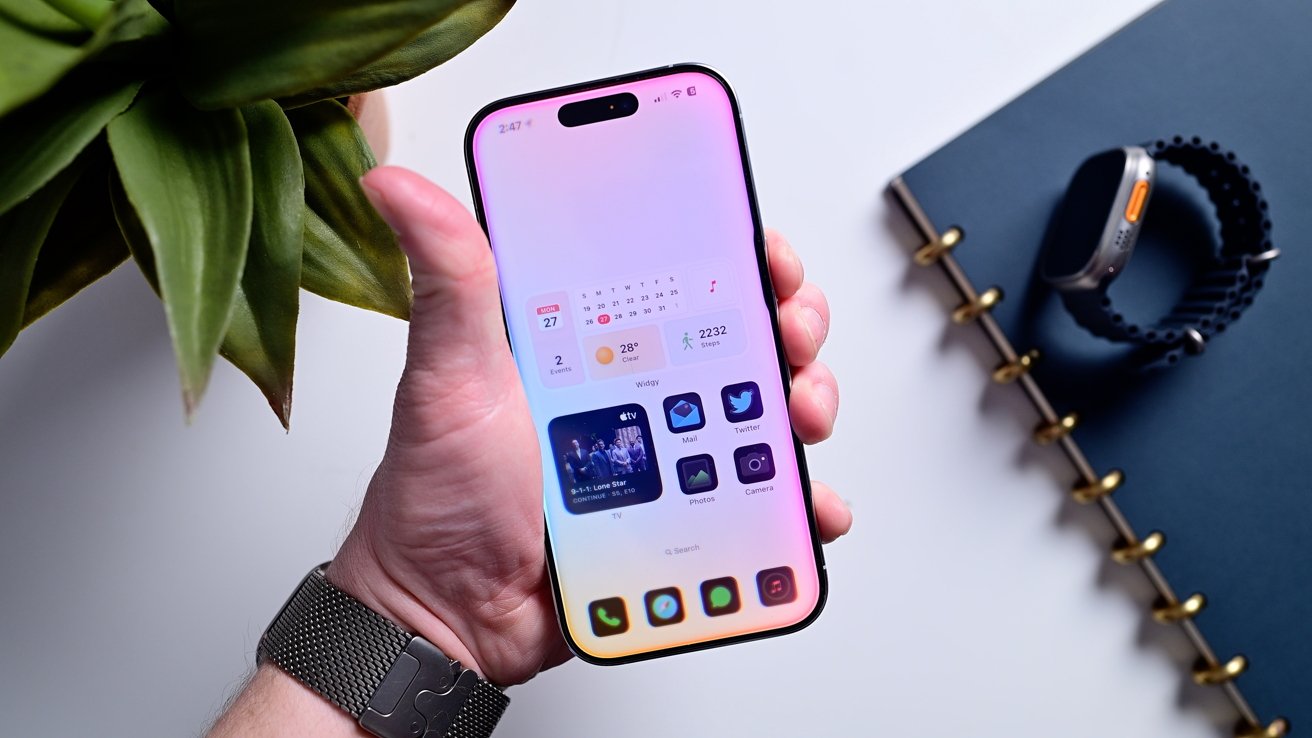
466;66;825;663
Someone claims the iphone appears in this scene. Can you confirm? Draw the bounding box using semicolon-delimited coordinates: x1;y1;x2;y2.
465;64;826;664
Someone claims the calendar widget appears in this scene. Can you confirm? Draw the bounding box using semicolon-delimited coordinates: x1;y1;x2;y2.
526;291;585;388
527;262;746;387
577;271;684;332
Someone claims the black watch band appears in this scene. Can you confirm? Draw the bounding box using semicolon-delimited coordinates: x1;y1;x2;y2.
1060;136;1278;368
258;565;509;738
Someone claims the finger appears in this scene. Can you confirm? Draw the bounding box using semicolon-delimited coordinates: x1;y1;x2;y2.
765;228;804;300
788;361;838;444
812;481;853;543
360;167;512;382
778;281;830;367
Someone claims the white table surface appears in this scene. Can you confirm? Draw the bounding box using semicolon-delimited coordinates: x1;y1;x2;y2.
0;1;1241;735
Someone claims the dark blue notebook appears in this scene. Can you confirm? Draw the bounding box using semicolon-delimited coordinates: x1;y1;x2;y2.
890;0;1309;734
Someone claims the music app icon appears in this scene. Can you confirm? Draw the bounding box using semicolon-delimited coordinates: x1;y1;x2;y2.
755;566;797;607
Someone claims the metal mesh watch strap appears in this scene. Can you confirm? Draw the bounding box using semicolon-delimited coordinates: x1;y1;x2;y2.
257;565;509;738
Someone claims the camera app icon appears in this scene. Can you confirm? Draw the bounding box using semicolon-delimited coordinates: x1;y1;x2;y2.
733;443;775;484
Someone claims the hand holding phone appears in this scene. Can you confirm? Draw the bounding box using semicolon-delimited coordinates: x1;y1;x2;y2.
467;66;841;663
325;162;847;684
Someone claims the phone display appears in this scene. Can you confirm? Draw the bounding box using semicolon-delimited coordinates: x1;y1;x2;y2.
465;66;825;663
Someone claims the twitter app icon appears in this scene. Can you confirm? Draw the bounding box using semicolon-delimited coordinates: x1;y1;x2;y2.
720;381;763;422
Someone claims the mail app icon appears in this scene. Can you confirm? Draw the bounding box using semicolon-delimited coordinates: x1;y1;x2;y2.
662;392;706;433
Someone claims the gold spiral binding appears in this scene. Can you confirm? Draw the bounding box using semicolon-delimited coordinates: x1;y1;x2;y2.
1152;593;1207;623
888;177;1281;732
913;226;962;266
1235;717;1290;738
992;349;1040;383
1111;530;1164;563
1072;469;1123;503
1033;412;1078;445
1194;655;1248;685
952;286;1003;324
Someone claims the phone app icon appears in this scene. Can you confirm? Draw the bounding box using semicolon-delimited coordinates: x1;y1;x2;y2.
644;587;685;626
733;443;776;484
756;566;797;607
588;597;629;637
700;577;741;616
720;381;763;423
662;392;705;433
677;454;718;494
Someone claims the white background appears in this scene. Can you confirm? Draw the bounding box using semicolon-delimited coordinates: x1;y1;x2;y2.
0;1;1239;735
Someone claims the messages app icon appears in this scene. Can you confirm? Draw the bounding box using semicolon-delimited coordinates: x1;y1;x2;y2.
720;381;763;422
662;392;706;433
700;577;741;616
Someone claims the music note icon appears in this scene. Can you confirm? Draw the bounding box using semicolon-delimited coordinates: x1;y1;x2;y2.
709;279;717;293
755;566;797;606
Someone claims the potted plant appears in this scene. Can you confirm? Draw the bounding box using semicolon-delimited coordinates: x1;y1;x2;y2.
0;0;515;427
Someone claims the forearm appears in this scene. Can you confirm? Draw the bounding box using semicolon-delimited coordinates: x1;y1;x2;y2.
207;539;478;738
208;666;365;738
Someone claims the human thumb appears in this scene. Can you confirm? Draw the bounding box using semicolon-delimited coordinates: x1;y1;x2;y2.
360;166;518;413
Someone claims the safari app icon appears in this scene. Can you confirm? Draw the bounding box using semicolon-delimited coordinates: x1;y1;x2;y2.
720;381;763;422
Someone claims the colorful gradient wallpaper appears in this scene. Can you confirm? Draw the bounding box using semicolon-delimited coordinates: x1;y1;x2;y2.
468;69;823;661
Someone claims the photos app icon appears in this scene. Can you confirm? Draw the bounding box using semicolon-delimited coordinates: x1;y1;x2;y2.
677;454;718;495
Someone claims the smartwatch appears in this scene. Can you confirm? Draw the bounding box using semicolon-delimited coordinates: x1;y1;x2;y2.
258;564;509;738
1042;137;1278;368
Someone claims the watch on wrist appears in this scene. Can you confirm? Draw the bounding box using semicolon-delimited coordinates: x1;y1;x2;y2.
1042;136;1278;368
258;564;509;738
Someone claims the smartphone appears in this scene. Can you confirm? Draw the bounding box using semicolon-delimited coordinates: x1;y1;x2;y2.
464;64;826;664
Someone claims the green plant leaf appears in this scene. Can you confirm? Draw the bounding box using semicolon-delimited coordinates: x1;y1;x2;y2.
0;162;82;357
173;0;466;110
288;100;411;319
0;73;140;215
44;0;112;29
83;0;170;63
219;101;304;429
0;0;89;40
107;87;253;416
109;165;156;283
279;0;514;106
0;0;166;117
144;0;172;22
22;143;130;328
0;14;85;116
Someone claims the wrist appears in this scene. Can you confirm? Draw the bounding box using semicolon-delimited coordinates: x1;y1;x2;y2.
327;530;485;680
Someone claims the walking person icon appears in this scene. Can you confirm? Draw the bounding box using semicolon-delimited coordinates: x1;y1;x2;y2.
682;332;693;351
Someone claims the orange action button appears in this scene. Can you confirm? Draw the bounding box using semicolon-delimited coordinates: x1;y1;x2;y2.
1125;180;1150;223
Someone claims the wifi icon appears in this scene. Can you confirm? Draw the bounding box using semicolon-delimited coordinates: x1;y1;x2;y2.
670;89;682;99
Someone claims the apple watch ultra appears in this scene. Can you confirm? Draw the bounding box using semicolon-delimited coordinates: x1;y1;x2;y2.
258;564;509;738
1042;136;1277;368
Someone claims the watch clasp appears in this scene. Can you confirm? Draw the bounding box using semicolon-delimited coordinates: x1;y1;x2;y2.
360;636;477;738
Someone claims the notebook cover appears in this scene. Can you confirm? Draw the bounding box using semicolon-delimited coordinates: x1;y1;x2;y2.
897;0;1310;725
